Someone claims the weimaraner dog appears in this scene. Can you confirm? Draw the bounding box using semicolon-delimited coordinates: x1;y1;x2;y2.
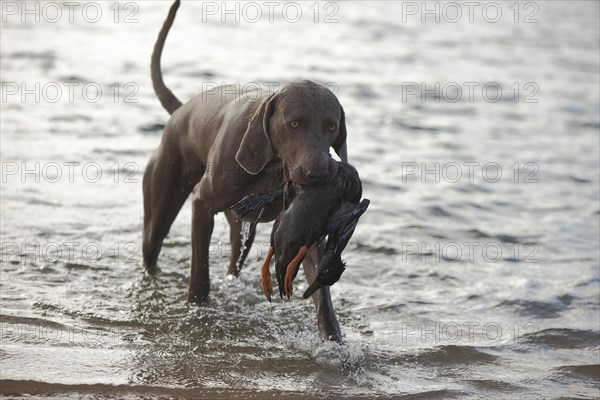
142;0;348;341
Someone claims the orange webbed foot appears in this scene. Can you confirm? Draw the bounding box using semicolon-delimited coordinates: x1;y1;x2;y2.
261;246;274;301
283;245;308;298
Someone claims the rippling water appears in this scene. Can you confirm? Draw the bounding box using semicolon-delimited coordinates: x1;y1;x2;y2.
1;1;599;398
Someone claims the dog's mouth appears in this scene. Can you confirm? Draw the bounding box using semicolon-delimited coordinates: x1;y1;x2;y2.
287;159;339;186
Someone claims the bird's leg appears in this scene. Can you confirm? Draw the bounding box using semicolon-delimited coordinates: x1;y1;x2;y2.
284;245;309;298
261;246;274;301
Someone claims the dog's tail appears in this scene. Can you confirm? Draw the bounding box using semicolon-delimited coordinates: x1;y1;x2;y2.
151;0;183;114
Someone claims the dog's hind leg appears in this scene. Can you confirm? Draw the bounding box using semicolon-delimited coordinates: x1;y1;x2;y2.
302;241;342;342
142;151;195;270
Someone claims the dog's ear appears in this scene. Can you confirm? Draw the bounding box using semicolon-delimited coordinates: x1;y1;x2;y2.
333;106;348;162
236;94;276;174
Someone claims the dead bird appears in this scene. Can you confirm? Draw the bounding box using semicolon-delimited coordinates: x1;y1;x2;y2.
301;198;369;299
232;162;369;301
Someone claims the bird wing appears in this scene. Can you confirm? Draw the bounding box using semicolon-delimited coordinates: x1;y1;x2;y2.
230;191;283;220
323;199;370;253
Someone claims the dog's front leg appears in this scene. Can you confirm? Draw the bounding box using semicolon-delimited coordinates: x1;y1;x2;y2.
189;183;215;303
302;242;342;342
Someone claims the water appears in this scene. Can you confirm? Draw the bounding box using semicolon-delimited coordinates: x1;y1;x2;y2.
1;1;599;398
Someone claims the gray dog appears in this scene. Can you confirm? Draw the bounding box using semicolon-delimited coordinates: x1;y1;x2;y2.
142;0;348;341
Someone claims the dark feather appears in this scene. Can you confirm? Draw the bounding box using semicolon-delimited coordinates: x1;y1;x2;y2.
303;198;370;298
323;199;370;250
230;191;282;220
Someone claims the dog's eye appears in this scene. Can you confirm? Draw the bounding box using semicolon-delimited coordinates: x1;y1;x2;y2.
328;124;337;132
290;121;299;129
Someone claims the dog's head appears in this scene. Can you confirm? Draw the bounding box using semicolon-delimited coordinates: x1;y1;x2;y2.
236;80;347;185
